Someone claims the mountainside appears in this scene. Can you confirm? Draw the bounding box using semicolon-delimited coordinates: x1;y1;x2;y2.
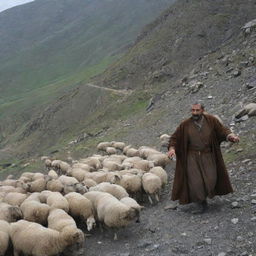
0;0;255;167
0;0;175;160
0;0;174;100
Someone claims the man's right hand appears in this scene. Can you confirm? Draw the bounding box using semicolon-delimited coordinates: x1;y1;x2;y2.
167;148;176;159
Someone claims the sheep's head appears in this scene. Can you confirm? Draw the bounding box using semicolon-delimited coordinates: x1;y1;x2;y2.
86;216;96;231
9;206;23;222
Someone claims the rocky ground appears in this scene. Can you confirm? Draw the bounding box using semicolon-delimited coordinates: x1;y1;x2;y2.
81;153;256;256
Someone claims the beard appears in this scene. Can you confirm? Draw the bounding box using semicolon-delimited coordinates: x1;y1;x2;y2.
192;114;202;121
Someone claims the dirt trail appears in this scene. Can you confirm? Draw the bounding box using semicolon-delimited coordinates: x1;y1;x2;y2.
86;83;132;95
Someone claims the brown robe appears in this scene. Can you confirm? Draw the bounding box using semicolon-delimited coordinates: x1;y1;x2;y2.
168;114;233;204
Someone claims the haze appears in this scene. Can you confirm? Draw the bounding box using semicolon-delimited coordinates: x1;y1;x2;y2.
0;0;34;12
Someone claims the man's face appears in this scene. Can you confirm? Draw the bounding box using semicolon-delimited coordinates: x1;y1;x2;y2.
191;104;204;120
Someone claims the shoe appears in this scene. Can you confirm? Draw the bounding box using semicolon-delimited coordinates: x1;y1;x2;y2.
191;200;208;214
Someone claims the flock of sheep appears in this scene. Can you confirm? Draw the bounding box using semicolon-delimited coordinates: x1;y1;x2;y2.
0;138;171;256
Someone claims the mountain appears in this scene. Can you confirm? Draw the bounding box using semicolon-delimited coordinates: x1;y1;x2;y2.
0;0;34;13
0;0;255;171
0;0;175;161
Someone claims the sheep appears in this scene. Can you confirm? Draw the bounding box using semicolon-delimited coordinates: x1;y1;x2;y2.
80;157;102;170
122;157;154;172
0;179;18;187
45;159;52;170
160;134;171;147
20;172;34;180
10;220;85;256
65;192;96;231
125;148;140;157
48;169;58;179
0;185;18;194
0;202;23;222
33;173;45;180
105;147;117;155
146;152;170;168
149;166;168;187
115;173;142;199
84;191;136;240
111;141;126;150
120;197;144;223
102;159;122;171
39;190;53;203
59;161;71;174
82;178;97;188
0;220;10;256
71;163;93;172
58;175;79;186
89;182;129;200
138;146;159;159
69;168;88;182
46;178;64;193
46;192;69;212
26;177;47;193
142;173;162;204
235;103;256;118
47;208;77;232
63;183;88;195
97;141;112;151
20;199;50;225
3;192;28;206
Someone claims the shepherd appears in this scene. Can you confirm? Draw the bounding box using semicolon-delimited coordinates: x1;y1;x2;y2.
167;103;239;213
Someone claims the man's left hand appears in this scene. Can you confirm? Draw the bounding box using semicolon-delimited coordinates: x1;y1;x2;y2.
228;134;240;143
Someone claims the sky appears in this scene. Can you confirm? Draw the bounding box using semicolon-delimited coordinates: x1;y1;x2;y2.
0;0;34;12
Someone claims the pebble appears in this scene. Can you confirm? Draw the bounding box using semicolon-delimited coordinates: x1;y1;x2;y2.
231;201;240;208
218;253;226;256
236;236;243;241
251;217;256;222
251;199;256;205
203;238;212;245
231;218;239;224
250;194;256;198
207;95;213;99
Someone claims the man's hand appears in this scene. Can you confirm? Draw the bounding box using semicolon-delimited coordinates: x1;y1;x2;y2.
167;148;176;159
228;134;240;143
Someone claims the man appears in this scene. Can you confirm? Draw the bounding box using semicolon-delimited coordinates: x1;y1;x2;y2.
167;103;239;213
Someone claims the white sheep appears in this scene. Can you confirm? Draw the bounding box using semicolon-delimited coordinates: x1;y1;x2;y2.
105;147;117;155
160;134;171;147
71;163;93;172
80;157;102;170
111;141;126;150
149;166;168;187
125;148;140;157
46;178;64;193
89;182;129;200
10;220;85;256
0;202;23;222
0;220;10;256
58;175;79;186
122;157;154;172
142;173;162;204
138;146;159;158
102;159;122;171
146;153;170;168
120;197;144;223
114;173;142;199
63;183;88;195
82;178;97;188
44;159;52;170
84;191;136;240
69;168;88;182
46;192;69;212
97;141;112;151
3;192;28;207
20;199;50;225
235;103;256;118
47;169;58;179
65;192;96;231
27;177;47;193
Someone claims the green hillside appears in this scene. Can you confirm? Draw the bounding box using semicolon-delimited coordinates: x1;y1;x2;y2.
0;0;175;156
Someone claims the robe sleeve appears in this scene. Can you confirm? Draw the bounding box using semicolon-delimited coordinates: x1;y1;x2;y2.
168;124;181;150
213;116;231;143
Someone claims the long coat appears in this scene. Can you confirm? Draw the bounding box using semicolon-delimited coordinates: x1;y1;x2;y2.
168;114;233;204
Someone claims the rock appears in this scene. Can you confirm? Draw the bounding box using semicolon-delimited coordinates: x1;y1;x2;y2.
164;203;177;210
235;148;243;153
218;253;226;256
231;202;240;208
137;240;152;248
207;95;213;99
231;218;239;224
242;159;251;164
233;70;241;77
203;238;212;245
236;236;243;241
241;251;249;256
250;217;256;222
251;199;256;205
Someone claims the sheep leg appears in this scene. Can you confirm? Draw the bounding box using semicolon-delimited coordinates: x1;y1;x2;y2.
148;195;153;204
155;193;160;202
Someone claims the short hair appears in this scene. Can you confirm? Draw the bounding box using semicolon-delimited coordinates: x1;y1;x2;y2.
192;102;205;110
